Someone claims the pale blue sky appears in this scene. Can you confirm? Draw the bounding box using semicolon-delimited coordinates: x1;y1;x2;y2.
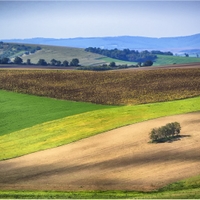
0;1;200;39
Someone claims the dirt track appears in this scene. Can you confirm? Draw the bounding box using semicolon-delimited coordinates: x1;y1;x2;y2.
0;112;200;191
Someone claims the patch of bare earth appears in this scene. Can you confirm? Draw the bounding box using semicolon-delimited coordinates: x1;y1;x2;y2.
0;112;200;191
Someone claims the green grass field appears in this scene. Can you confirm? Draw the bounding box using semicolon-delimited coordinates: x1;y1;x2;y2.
98;57;137;66
154;54;200;66
0;90;112;136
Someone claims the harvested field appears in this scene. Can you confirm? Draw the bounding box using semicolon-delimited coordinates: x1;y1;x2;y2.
0;66;200;105
0;112;199;191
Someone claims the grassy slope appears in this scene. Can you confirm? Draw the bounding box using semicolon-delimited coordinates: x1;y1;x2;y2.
19;44;200;67
1;91;200;160
0;90;112;136
22;45;108;66
154;54;200;66
98;57;137;65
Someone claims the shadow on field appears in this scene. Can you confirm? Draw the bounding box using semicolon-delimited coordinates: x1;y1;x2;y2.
0;145;199;186
166;134;191;143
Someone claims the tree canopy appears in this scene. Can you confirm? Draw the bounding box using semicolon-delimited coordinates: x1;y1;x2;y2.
14;56;23;64
37;59;47;66
85;47;173;63
149;122;181;143
85;47;158;63
70;58;79;66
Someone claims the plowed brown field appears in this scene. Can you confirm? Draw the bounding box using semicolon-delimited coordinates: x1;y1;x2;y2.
0;112;200;191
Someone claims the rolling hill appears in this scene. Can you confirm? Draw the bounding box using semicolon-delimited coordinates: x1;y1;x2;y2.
2;33;200;54
0;67;200;198
1;42;200;67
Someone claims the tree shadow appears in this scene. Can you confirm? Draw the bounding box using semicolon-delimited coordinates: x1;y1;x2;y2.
153;135;191;143
166;135;191;143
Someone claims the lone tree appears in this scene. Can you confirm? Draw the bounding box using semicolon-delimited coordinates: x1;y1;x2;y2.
149;122;181;143
50;59;61;66
63;60;69;67
37;59;47;66
143;60;153;66
0;57;9;64
70;58;79;66
27;59;31;65
50;59;57;66
14;56;23;64
109;62;116;67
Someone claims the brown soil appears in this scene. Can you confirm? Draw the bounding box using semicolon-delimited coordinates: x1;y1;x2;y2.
0;112;200;191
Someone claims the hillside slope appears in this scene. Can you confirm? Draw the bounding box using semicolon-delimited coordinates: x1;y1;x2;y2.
3;33;200;52
0;112;199;191
1;42;200;66
18;45;108;66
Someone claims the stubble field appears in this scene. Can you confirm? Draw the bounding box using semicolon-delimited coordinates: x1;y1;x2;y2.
0;67;200;105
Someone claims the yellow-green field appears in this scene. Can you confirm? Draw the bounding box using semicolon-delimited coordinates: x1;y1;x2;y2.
1;91;200;161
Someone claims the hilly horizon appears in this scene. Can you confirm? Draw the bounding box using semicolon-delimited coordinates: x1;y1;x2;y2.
2;33;200;54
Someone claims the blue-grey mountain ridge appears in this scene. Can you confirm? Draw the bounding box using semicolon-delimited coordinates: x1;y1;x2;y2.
2;33;200;54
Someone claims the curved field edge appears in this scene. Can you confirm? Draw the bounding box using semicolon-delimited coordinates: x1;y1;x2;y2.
0;90;112;136
1;173;200;199
0;174;200;199
1;95;200;161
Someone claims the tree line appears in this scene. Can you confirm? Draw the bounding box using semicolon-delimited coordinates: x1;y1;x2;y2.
78;60;154;71
0;57;80;67
85;47;173;63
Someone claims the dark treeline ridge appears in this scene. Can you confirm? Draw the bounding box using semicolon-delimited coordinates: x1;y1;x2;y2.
0;56;80;67
85;47;173;63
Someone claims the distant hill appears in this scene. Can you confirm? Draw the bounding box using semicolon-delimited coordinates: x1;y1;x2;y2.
2;33;200;54
1;42;200;67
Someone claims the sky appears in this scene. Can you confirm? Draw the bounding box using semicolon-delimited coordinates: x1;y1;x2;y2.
0;1;200;39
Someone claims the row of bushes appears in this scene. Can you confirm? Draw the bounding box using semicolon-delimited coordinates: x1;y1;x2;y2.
149;122;181;142
0;57;80;67
78;63;136;71
78;60;154;71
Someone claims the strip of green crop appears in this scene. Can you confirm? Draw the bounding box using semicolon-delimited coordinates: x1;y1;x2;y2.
154;54;200;66
0;187;200;199
1;95;200;161
0;90;112;136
